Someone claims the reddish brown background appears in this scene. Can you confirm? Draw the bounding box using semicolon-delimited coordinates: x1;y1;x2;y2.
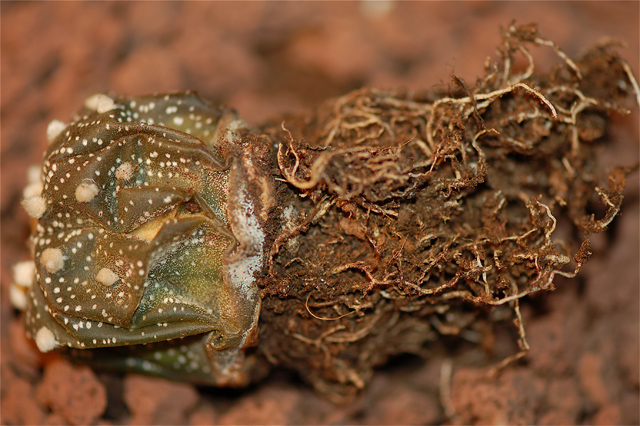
1;2;638;424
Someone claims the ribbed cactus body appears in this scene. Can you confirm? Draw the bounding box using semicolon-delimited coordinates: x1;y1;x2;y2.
24;92;266;385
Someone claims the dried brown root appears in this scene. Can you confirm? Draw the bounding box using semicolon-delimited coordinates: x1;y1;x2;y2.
256;22;639;402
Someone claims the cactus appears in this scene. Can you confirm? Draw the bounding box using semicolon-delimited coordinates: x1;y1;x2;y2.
21;92;271;386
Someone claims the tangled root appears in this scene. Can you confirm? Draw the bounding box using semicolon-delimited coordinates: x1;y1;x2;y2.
257;23;638;402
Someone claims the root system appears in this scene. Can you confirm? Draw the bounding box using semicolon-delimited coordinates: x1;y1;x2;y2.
254;23;638;401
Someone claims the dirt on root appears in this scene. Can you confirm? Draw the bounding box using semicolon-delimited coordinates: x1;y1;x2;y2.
2;2;639;425
255;24;638;402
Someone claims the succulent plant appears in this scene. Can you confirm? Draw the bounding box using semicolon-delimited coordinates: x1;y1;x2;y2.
12;25;639;401
18;92;272;385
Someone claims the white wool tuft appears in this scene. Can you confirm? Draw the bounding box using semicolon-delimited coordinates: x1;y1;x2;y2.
85;94;117;113
84;93;104;110
27;165;42;185
225;255;263;295
97;96;117;114
13;260;36;288
23;182;43;199
40;247;64;274
35;327;58;353
225;186;265;296
115;162;135;181
75;182;99;203
96;268;119;286
46;119;67;143
21;196;47;219
10;285;27;311
225;119;247;144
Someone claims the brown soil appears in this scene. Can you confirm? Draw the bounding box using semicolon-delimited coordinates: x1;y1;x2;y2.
2;2;638;425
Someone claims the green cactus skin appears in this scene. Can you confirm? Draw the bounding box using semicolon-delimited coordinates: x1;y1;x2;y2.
24;92;267;385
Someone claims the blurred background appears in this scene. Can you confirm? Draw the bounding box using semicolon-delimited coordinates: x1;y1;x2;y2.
1;2;638;424
2;2;638;217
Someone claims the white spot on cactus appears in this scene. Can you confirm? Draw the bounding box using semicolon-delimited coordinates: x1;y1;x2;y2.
40;247;64;274
85;94;117;113
85;93;106;110
75;181;99;202
21;196;47;219
96;268;119;286
9;284;27;311
97;96;117;114
115;162;135;180
13;260;35;288
35;327;58;352
226;255;262;295
173;116;184;126
46;119;67;143
225;119;246;144
27;165;42;185
225;187;264;295
23;182;43;199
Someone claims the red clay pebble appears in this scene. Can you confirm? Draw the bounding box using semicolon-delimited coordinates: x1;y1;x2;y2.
593;405;622;426
218;386;301;425
361;372;440;425
8;318;44;377
578;352;610;406
123;374;200;425
363;385;439;425
110;44;184;94
0;375;47;425
188;402;218;425
578;351;622;425
537;378;581;425
34;358;107;425
451;367;545;425
43;412;69;425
